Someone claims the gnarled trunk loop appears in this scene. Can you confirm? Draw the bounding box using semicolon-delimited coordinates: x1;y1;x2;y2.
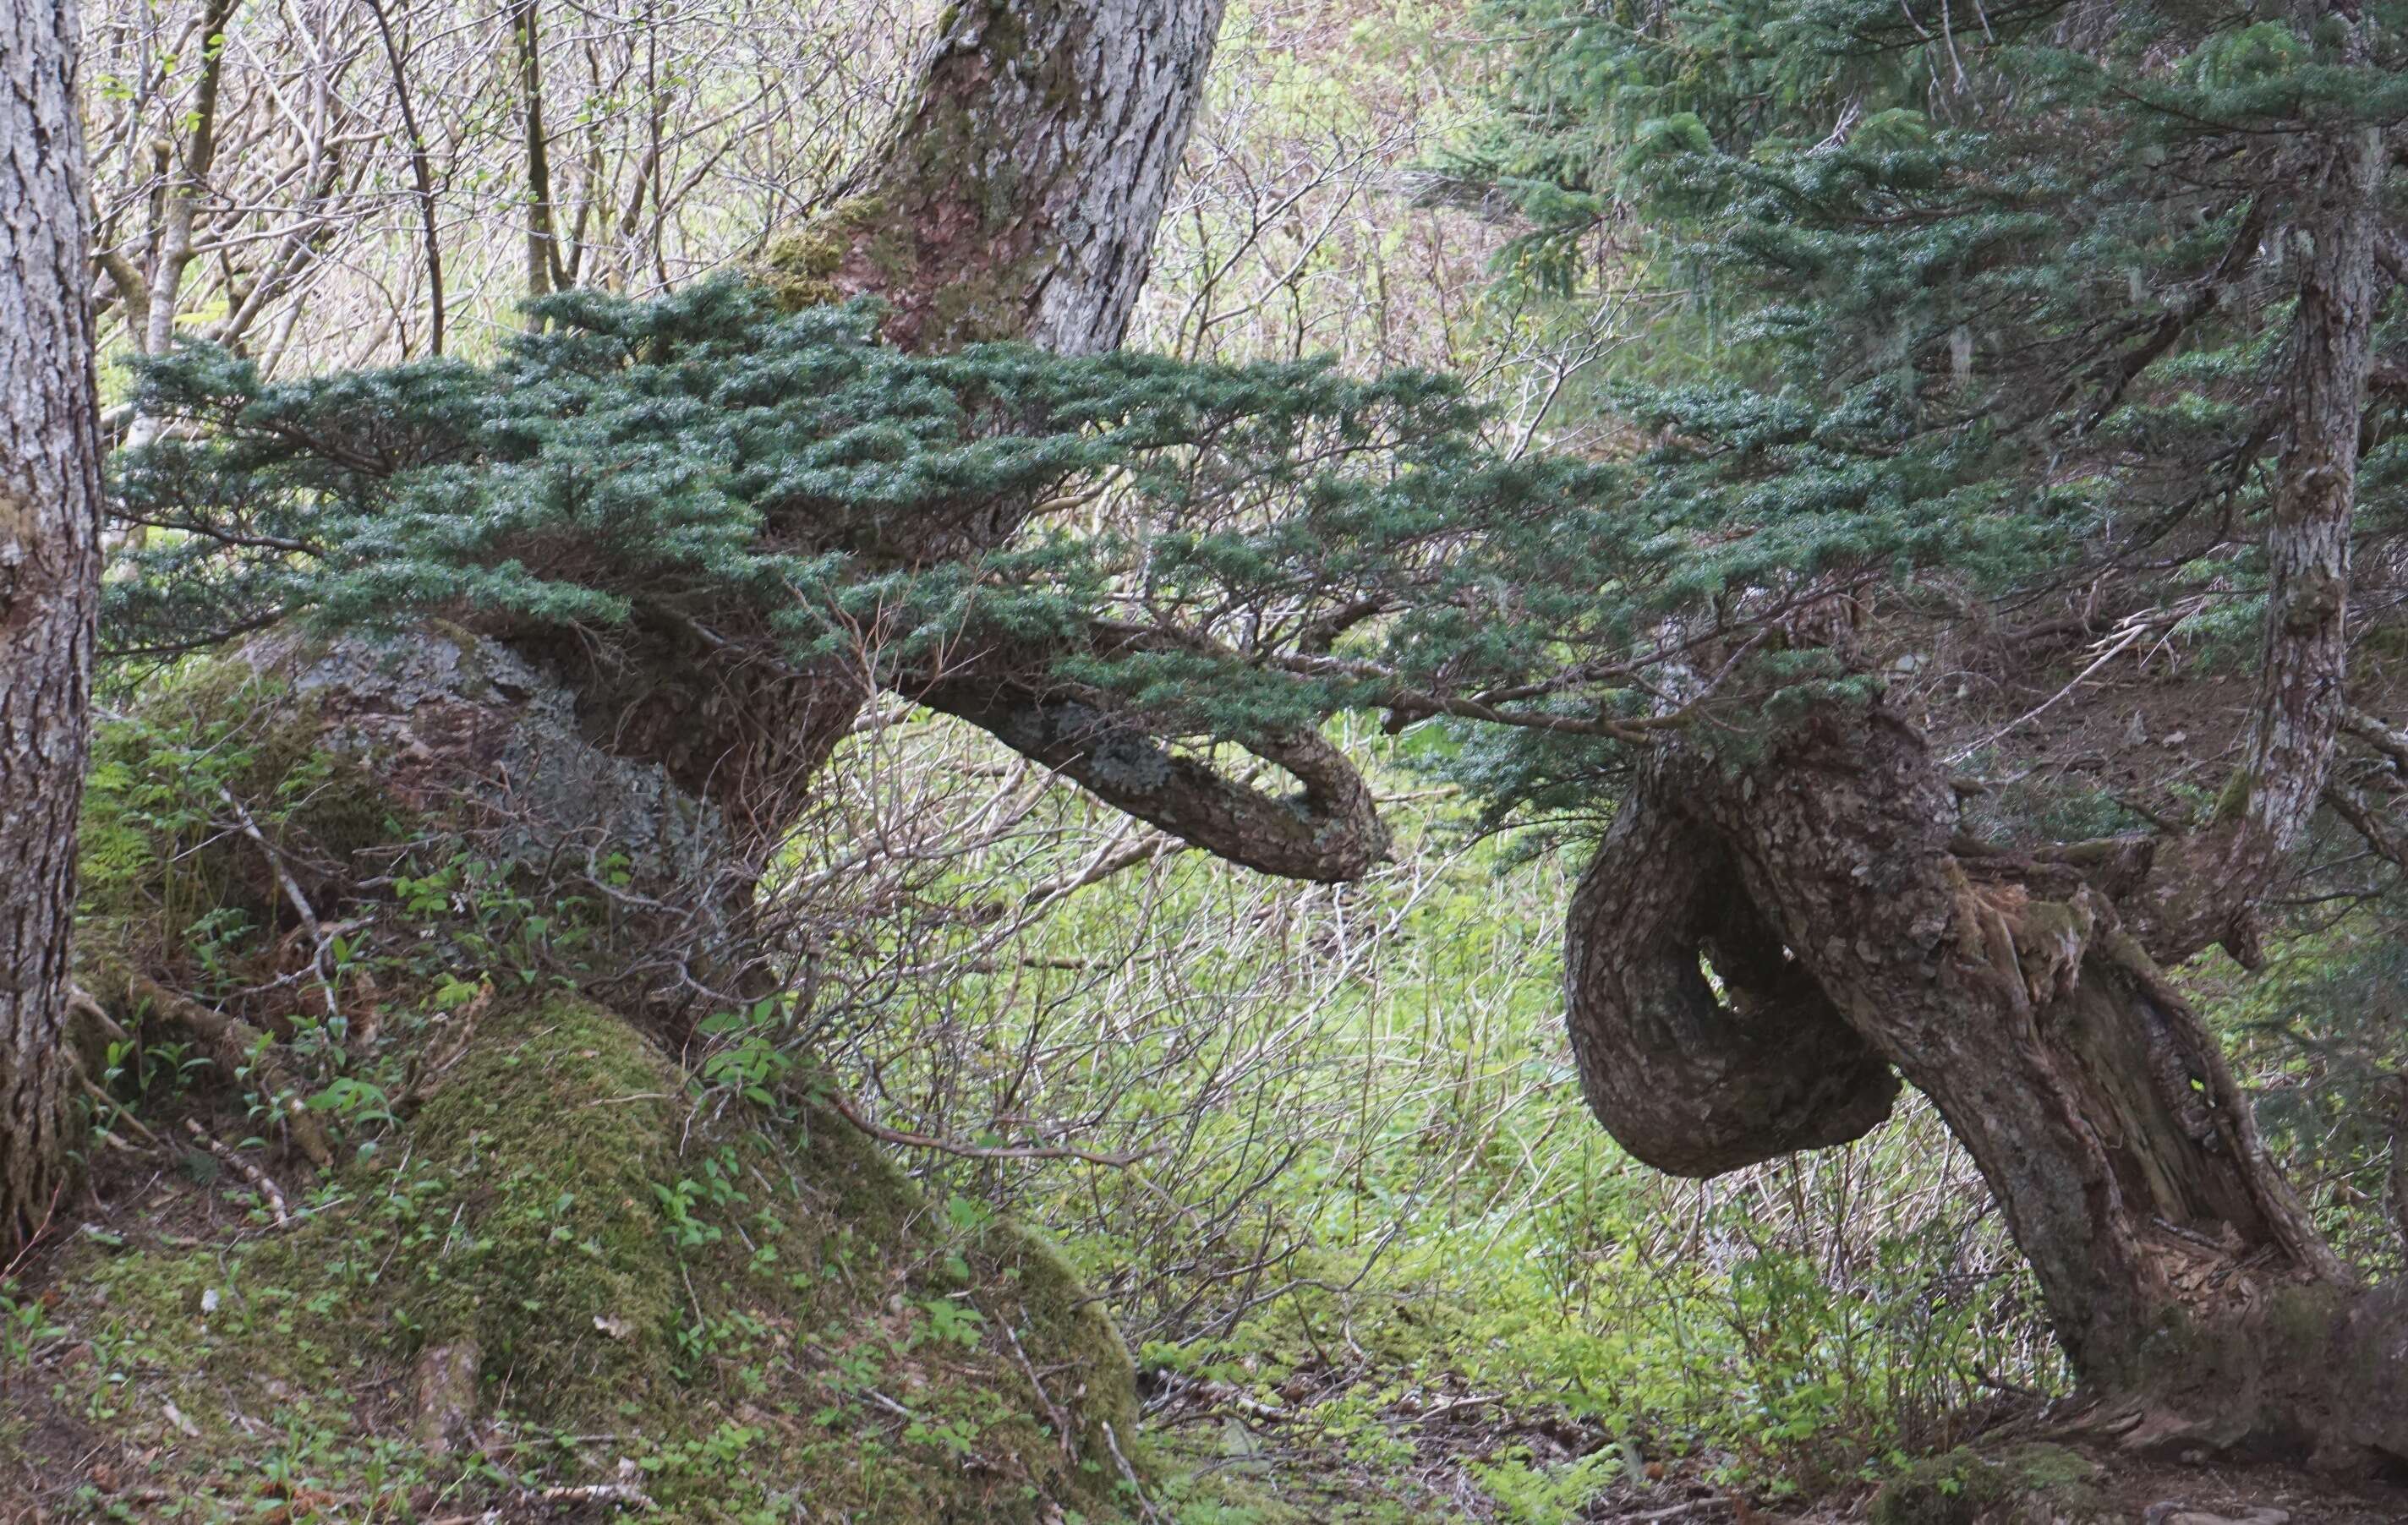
1563;788;1897;1178
1565;699;2372;1452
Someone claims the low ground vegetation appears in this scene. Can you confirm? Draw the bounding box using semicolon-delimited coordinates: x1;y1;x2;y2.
8;663;2405;1522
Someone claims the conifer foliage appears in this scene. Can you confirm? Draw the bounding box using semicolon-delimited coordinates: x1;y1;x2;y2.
101;0;2408;1462
113;281;1552;730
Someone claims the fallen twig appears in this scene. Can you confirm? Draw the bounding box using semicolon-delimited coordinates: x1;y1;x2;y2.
66;985;132;1046
183;1118;291;1227
991;1305;1077;1459
82;1079;164;1149
215;784;342;1023
407;982;491;1106
535;1480;656;1509
1100;1419;1167;1524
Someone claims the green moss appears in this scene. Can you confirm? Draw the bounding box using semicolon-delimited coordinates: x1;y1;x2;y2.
45;664;1145;1518
9;989;1146;1520
2212;764;2257;823
1869;1444;2106;1525
758;197;889;310
982;1216;1142;1466
392;996;683;1411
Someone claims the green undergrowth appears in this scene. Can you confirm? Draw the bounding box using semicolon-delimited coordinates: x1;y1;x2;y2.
10;676;1149;1523
1865;1443;2107;1525
831;734;2071;1522
4;994;1144;1522
76;659;403;1012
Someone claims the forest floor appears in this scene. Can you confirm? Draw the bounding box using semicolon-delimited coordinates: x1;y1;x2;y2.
1149;1370;2408;1524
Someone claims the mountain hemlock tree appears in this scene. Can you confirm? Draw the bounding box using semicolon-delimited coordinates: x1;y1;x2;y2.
0;0;104;1250
108;0;2408;1468
502;0;1383;882
1421;0;2408;1460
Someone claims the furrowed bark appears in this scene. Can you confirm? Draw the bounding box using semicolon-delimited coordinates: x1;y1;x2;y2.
792;0;1229;355
1566;113;2403;1456
0;0;106;1250
2127;122;2385;965
1677;711;2340;1379
1562;791;1896;1176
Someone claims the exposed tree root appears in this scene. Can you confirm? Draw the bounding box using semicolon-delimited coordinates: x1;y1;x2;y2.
129;973;334;1170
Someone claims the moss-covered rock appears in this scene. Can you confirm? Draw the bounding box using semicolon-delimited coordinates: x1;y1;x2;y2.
7;992;1146;1521
389;996;687;1411
41;611;1155;1520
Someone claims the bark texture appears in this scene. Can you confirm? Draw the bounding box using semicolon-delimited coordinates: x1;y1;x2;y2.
1563;791;1896;1176
274;0;1382;896
915;623;1388;883
1566;704;2408;1458
599;0;1230;827
796;0;1229;355
0;0;104;1248
2126;123;2386;965
1561;103;2400;1462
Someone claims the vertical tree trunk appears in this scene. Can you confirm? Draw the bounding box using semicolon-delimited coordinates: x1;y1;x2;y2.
245;0;1381;942
2126;122;2386;964
780;0;1229;355
514;0;566;307
0;0;105;1250
1576;705;2402;1457
1673;712;2344;1382
119;0;233;455
364;0;445;356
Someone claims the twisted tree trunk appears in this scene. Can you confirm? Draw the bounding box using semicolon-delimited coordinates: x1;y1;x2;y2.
0;0;105;1250
1573;705;2408;1462
1563;119;2401;1463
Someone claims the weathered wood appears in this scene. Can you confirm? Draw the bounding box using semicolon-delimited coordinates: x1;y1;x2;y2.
1563;697;2408;1460
0;0;105;1250
915;624;1388;883
2126;123;2386;965
1562;790;1896;1176
1563;84;2404;1459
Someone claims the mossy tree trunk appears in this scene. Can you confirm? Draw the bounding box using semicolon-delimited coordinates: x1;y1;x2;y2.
0;0;105;1251
1566;118;2405;1464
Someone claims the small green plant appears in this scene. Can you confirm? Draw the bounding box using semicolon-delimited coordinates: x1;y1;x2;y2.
0;1286;65;1376
697;998;797;1107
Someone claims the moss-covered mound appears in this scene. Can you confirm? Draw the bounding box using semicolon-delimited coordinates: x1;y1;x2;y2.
3;996;1142;1522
